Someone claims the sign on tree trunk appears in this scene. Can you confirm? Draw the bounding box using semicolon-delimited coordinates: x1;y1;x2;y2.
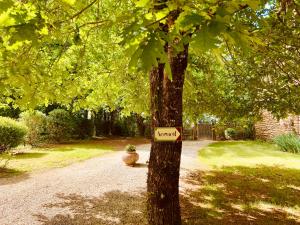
154;127;182;142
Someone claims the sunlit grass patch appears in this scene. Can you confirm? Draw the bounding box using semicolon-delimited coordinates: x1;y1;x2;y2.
0;142;113;177
199;141;300;169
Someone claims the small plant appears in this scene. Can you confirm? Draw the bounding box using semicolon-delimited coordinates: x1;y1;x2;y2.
125;144;136;153
0;117;27;153
273;133;300;154
225;128;237;140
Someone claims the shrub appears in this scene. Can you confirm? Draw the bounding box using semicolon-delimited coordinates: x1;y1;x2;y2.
46;109;75;143
242;123;255;140
20;110;47;146
225;128;237;140
125;144;136;152
273;133;300;154
0;106;21;118
213;124;226;140
113;116;137;137
72;112;94;139
0;117;27;152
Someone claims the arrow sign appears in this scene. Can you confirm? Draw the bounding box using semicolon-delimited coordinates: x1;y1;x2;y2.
154;127;182;142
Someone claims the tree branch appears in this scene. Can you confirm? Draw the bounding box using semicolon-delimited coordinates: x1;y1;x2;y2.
146;15;169;27
78;20;111;28
69;0;98;21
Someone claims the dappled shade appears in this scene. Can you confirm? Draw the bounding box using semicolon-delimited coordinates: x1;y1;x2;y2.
35;191;147;225
33;164;300;225
0;168;29;185
0;167;24;179
12;152;48;159
181;166;300;225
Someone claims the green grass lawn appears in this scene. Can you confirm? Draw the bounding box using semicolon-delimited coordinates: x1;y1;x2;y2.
199;141;300;169
181;141;300;225
0;142;113;178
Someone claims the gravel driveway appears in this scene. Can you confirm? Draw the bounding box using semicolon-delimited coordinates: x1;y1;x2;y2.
0;140;211;225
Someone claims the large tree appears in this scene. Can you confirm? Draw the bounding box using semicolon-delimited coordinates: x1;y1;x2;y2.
126;1;270;223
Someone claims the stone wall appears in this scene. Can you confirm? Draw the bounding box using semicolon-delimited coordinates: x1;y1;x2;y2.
293;115;300;135
255;111;300;140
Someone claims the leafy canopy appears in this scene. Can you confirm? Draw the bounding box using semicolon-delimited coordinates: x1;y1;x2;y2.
0;0;299;119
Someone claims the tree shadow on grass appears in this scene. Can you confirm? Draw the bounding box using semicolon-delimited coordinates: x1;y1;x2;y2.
33;166;300;225
0;168;29;185
12;152;48;159
35;191;148;225
1;152;47;161
181;165;300;225
0;167;22;178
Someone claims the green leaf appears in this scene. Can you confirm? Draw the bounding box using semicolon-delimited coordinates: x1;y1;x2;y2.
61;0;76;5
226;29;260;53
175;12;203;31
154;8;169;20
244;0;260;10
139;34;165;71
0;0;14;14
128;46;143;70
209;16;227;35
127;33;168;76
135;0;150;7
212;48;224;66
0;11;15;27
191;26;219;52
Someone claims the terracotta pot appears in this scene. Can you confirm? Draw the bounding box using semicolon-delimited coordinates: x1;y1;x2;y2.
122;151;139;166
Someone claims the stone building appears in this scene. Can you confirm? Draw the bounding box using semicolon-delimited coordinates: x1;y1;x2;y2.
255;111;300;140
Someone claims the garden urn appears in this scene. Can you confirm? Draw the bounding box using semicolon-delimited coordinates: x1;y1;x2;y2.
122;144;139;166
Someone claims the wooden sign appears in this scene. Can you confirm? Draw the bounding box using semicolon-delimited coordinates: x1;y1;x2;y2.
154;127;182;142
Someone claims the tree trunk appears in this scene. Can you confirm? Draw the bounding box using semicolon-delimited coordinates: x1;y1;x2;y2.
108;110;116;136
147;41;188;225
91;110;96;137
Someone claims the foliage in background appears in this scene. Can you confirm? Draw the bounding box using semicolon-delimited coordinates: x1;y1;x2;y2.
20;109;95;145
273;133;300;154
0;105;21;118
94;107;148;137
46;109;75;143
20;110;47;146
1;104;148;146
114;115;138;137
0;117;27;152
225;128;237;140
214;118;255;140
72;111;94;139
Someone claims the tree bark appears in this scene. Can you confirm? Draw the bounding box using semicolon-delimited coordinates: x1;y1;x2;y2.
108;110;116;136
90;110;96;137
147;41;189;224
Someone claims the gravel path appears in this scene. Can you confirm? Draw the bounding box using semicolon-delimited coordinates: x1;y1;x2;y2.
0;140;211;225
